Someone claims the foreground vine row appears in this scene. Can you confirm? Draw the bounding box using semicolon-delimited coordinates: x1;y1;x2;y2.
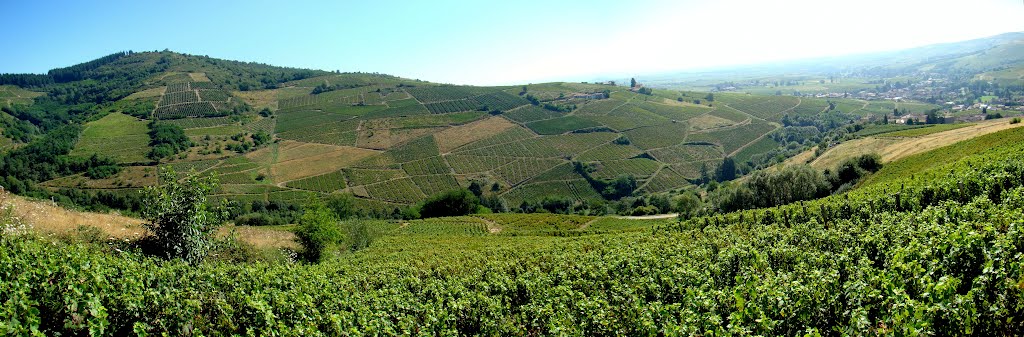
3;129;1024;335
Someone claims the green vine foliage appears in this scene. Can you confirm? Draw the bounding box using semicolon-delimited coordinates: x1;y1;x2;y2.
1;130;1023;335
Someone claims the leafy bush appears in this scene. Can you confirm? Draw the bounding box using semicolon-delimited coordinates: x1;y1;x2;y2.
672;192;700;219
84;165;120;179
294;201;341;262
140;167;222;264
826;153;883;190
345;220;372;252
1012;117;1021;124
325;193;357;219
418;189;479;218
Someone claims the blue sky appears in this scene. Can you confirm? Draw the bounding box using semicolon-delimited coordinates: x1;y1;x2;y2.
2;0;1022;85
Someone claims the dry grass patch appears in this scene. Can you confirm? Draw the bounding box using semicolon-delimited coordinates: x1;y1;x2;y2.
124;87;165;100
245;142;279;166
188;72;211;82
811;118;1024;170
222;225;298;250
231;87;309;110
3;190;299;250
41;166;158;189
689;114;737;130
271;141;378;182
2;192;144;239
434;116;517;153
357;126;440;150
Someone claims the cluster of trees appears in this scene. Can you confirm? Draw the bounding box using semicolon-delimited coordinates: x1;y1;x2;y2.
703;154;883;214
0;73;53;87
781;111;860;131
147;123;190;160
310;82;361;95
48;52;130;83
542;102;575;112
0;126;90;192
225;131;272;153
525;94;540;105
574;162;638;200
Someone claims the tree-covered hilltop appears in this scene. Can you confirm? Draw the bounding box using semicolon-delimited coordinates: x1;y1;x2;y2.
1;50;335;103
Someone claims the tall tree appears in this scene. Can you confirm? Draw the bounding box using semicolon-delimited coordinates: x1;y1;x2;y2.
717;157;737;182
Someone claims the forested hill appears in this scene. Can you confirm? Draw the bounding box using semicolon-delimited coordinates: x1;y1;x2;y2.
0;50;336;103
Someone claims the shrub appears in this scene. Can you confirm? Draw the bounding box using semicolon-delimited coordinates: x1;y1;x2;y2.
85;165;120;179
294;201;341;263
141;167;223;264
325;193;357;219
630;205;658;216
826;153;884;191
1012;117;1021;124
672;192;701;219
345;220;372;252
418;189;479;218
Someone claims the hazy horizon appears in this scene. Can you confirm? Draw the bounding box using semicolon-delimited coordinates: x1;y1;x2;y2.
3;0;1023;85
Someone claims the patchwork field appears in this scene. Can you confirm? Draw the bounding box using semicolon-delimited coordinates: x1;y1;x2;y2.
30;71;813;206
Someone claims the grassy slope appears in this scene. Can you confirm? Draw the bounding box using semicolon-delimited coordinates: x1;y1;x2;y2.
809;118;1024;170
70;112;152;163
859;125;1024;187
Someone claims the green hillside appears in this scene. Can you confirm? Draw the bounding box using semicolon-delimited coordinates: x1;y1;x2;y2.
5;118;1024;336
0;51;890;216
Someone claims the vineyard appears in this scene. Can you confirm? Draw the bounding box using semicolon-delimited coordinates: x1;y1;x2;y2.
575;143;645;162
411;174;460;196
164;82;190;93
524;115;602;135
502;179;602;206
492;158;565;185
154;101;222;119
589;158;662;180
363;177;425;203
405;85;499;103
163;116;235;129
343;168;405;186
687;122;777;154
397;217;489;236
158;90;199;106
401;156;450;176
639;166;692;193
284;170;347;192
6;126;1024;336
444;154;516;174
649;143;723;164
423;99;479;114
468;91;529;112
623;123;690;149
504;105;563;123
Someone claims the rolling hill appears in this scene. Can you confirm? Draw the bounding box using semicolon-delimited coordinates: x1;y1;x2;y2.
1;50;905;214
